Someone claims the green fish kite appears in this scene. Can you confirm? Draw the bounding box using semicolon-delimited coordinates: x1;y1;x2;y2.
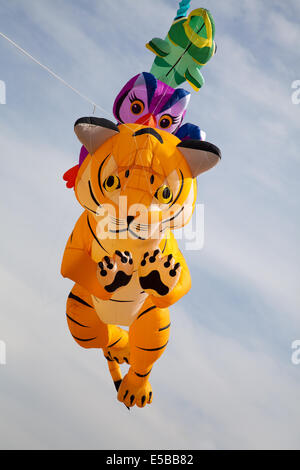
146;5;216;91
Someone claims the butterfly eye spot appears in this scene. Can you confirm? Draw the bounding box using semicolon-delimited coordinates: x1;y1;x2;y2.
158;114;173;129
130;99;145;115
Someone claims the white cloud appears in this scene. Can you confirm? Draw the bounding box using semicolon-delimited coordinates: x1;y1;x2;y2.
0;0;299;451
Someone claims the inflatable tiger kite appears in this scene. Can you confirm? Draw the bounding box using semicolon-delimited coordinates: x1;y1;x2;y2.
61;117;221;408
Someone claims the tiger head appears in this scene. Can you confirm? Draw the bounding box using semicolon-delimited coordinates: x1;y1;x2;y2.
73;117;221;242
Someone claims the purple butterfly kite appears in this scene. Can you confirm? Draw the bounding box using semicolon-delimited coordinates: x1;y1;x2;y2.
113;72;206;141
63;72;205;189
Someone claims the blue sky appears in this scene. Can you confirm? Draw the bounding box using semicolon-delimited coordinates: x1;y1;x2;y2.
0;0;299;450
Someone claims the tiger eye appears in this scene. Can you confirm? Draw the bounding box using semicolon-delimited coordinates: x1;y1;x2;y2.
155;185;173;204
103;175;121;192
162;187;171;199
106;176;115;187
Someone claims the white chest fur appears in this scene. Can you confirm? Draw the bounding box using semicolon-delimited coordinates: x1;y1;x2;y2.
91;270;148;327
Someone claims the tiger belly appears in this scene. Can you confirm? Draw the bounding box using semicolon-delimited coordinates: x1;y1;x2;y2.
91;271;148;327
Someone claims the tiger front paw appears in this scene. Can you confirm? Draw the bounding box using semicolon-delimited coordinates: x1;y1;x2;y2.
97;251;134;293
138;249;181;298
117;371;153;408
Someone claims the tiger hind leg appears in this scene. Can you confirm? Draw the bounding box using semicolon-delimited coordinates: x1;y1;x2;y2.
117;299;170;408
66;284;129;387
103;335;130;365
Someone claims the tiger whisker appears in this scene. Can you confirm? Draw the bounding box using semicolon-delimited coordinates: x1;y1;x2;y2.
132;225;149;232
109;216;126;226
161;207;184;225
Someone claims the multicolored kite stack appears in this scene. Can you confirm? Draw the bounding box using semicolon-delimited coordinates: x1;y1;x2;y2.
61;1;220;409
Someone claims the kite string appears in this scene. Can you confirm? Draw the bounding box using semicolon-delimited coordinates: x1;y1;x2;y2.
0;30;132;130
0;32;99;108
0;30;147;201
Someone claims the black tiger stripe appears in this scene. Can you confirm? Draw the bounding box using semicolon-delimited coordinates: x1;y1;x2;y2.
68;292;93;308
158;322;171;332
170;169;184;208
135;369;152;378
162;237;167;254
87;214;109;254
98;154;110;197
137;305;156;320
72;335;97;342
133;127;163;144
66;313;89;328
108;337;122;348
88;180;101;208
137;340;169;352
84;205;97;214
162;206;184;226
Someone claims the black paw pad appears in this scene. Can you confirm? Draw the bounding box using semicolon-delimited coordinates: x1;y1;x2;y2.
105;271;132;293
164;254;173;268
115;250;127;263
141;252;149;267
139;270;169;296
104;256;114;269
149;249;160;263
170;262;180;277
115;250;133;265
98;262;108;277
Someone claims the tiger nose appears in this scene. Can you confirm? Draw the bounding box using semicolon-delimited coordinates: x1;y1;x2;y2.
127;216;135;225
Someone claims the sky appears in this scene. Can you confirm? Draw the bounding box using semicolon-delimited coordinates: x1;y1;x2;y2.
0;0;299;450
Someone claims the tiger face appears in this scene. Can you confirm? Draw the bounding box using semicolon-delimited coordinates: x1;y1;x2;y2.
74;118;220;242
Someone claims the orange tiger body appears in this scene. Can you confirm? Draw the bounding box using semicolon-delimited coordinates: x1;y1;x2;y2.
61;118;220;408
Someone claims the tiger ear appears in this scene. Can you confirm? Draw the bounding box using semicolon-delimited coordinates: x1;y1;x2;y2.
177;140;221;178
74;117;119;155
